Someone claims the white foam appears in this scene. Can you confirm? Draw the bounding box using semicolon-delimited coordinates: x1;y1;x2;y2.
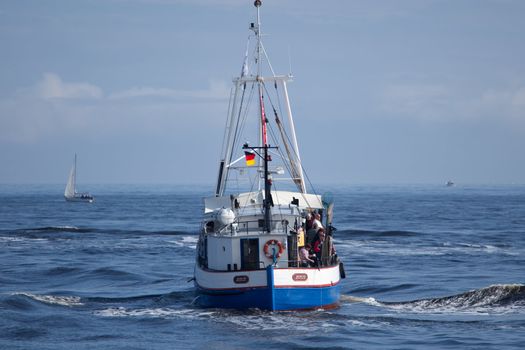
15;292;83;306
341;295;382;307
348;319;391;328
224;311;391;331
0;236;48;243
382;301;495;315
95;307;177;318
54;225;79;230
224;313;313;331
168;236;197;249
182;236;198;243
0;237;25;243
95;305;394;331
94;307;212;319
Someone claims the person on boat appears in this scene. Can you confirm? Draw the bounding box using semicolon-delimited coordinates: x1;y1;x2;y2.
305;213;318;245
313;213;324;232
306;213;324;245
313;228;326;262
314;228;338;266
299;243;315;267
305;213;313;230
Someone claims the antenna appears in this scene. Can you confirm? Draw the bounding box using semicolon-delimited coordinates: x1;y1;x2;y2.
288;45;293;76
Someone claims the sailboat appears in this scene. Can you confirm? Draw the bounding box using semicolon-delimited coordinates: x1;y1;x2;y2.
194;1;344;311
64;154;94;203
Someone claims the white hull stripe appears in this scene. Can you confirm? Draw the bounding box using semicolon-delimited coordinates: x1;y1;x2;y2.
195;265;341;291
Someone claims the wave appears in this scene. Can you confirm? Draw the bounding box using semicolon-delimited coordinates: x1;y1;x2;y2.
85;293;164;304
343;284;525;314
84;290;193;304
103;229;193;236
89;267;142;280
0;227;195;238
0;226;92;238
341;295;383;307
20;226;91;233
337;229;419;237
0;236;45;243
5;290;194;310
150;230;196;236
44;267;83;276
94;307;199;318
349;283;418;295
336;239;518;257
168;235;198;249
89;291;198;319
388;284;525;310
93;305;320;329
11;292;83;307
0;225;197;236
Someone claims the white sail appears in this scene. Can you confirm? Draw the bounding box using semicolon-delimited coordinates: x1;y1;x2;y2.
64;154;94;202
64;155;76;198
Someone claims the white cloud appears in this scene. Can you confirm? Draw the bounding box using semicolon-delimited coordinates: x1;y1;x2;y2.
512;88;525;107
108;0;245;6
381;83;450;120
0;73;229;144
109;79;229;100
380;82;525;121
474;87;525;120
35;73;103;99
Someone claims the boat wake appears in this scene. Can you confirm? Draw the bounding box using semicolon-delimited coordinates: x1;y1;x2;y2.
2;290;196;316
7;284;524;316
343;284;525;314
93;307;208;319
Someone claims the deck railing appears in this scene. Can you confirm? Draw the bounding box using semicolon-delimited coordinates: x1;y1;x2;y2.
214;219;291;236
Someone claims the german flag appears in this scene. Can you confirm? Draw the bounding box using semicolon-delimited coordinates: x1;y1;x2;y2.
244;150;256;166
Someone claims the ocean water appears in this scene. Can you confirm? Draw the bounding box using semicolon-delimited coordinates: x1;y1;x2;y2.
0;184;524;349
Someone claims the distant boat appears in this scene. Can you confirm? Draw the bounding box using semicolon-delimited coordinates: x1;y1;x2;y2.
64;154;94;203
446;180;455;187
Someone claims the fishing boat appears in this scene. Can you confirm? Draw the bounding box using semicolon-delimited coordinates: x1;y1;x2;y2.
64;154;94;203
194;1;344;311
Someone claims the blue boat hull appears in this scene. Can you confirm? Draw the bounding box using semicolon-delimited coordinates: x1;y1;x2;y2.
194;266;341;311
194;284;340;311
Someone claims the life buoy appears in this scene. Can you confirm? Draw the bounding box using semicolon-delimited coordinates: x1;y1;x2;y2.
263;239;284;259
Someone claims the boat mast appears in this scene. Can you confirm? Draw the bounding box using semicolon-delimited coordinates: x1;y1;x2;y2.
73;153;77;194
253;0;272;232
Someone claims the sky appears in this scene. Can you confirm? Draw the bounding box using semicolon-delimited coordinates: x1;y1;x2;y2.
1;0;524;185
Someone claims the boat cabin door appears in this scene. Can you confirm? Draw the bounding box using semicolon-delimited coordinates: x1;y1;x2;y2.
240;238;259;270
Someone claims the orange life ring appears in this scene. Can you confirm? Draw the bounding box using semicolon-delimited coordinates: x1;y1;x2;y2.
263;239;284;259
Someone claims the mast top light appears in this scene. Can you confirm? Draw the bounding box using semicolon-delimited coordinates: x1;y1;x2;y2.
254;0;262;8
